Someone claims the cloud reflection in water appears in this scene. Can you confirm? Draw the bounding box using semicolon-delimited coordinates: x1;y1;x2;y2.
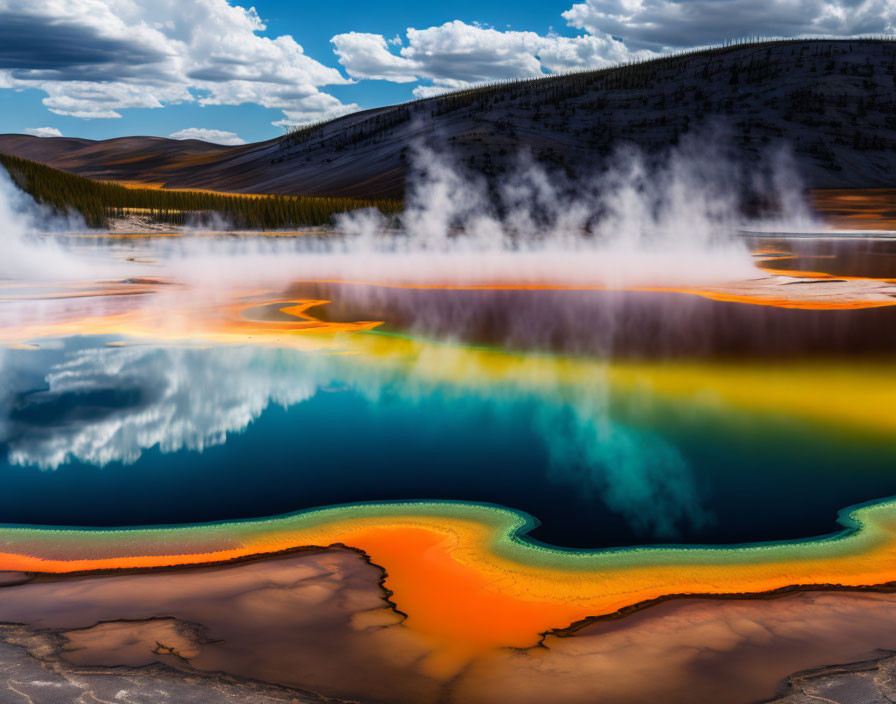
0;339;707;538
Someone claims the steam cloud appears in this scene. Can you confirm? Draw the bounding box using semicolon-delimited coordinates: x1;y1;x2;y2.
0;168;93;281
0;135;818;291
161;137;815;292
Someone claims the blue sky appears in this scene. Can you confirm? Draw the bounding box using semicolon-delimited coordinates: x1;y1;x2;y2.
1;0;893;144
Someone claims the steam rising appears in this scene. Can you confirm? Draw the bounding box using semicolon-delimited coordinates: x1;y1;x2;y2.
157;139;815;292
0;168;92;280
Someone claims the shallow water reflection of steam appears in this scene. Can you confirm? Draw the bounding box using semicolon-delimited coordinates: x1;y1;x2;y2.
536;396;708;539
0;340;706;538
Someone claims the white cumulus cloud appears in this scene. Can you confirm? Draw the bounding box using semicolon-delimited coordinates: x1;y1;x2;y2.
332;20;642;97
169;127;245;145
23;126;62;138
332;32;421;83
562;0;896;52
0;0;357;124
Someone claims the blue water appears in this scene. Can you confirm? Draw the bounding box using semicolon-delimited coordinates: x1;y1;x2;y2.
2;338;895;549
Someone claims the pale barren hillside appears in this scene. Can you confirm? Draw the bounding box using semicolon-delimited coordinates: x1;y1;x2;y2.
1;39;895;198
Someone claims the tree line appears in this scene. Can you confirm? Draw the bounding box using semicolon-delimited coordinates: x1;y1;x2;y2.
0;153;402;229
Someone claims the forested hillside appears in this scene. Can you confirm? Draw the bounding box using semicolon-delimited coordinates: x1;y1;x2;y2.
0;154;401;229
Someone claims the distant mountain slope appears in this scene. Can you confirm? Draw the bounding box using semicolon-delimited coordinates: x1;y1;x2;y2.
0;136;232;182
1;39;895;198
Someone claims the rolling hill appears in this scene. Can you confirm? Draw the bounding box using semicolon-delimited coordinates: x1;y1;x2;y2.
1;39;895;199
